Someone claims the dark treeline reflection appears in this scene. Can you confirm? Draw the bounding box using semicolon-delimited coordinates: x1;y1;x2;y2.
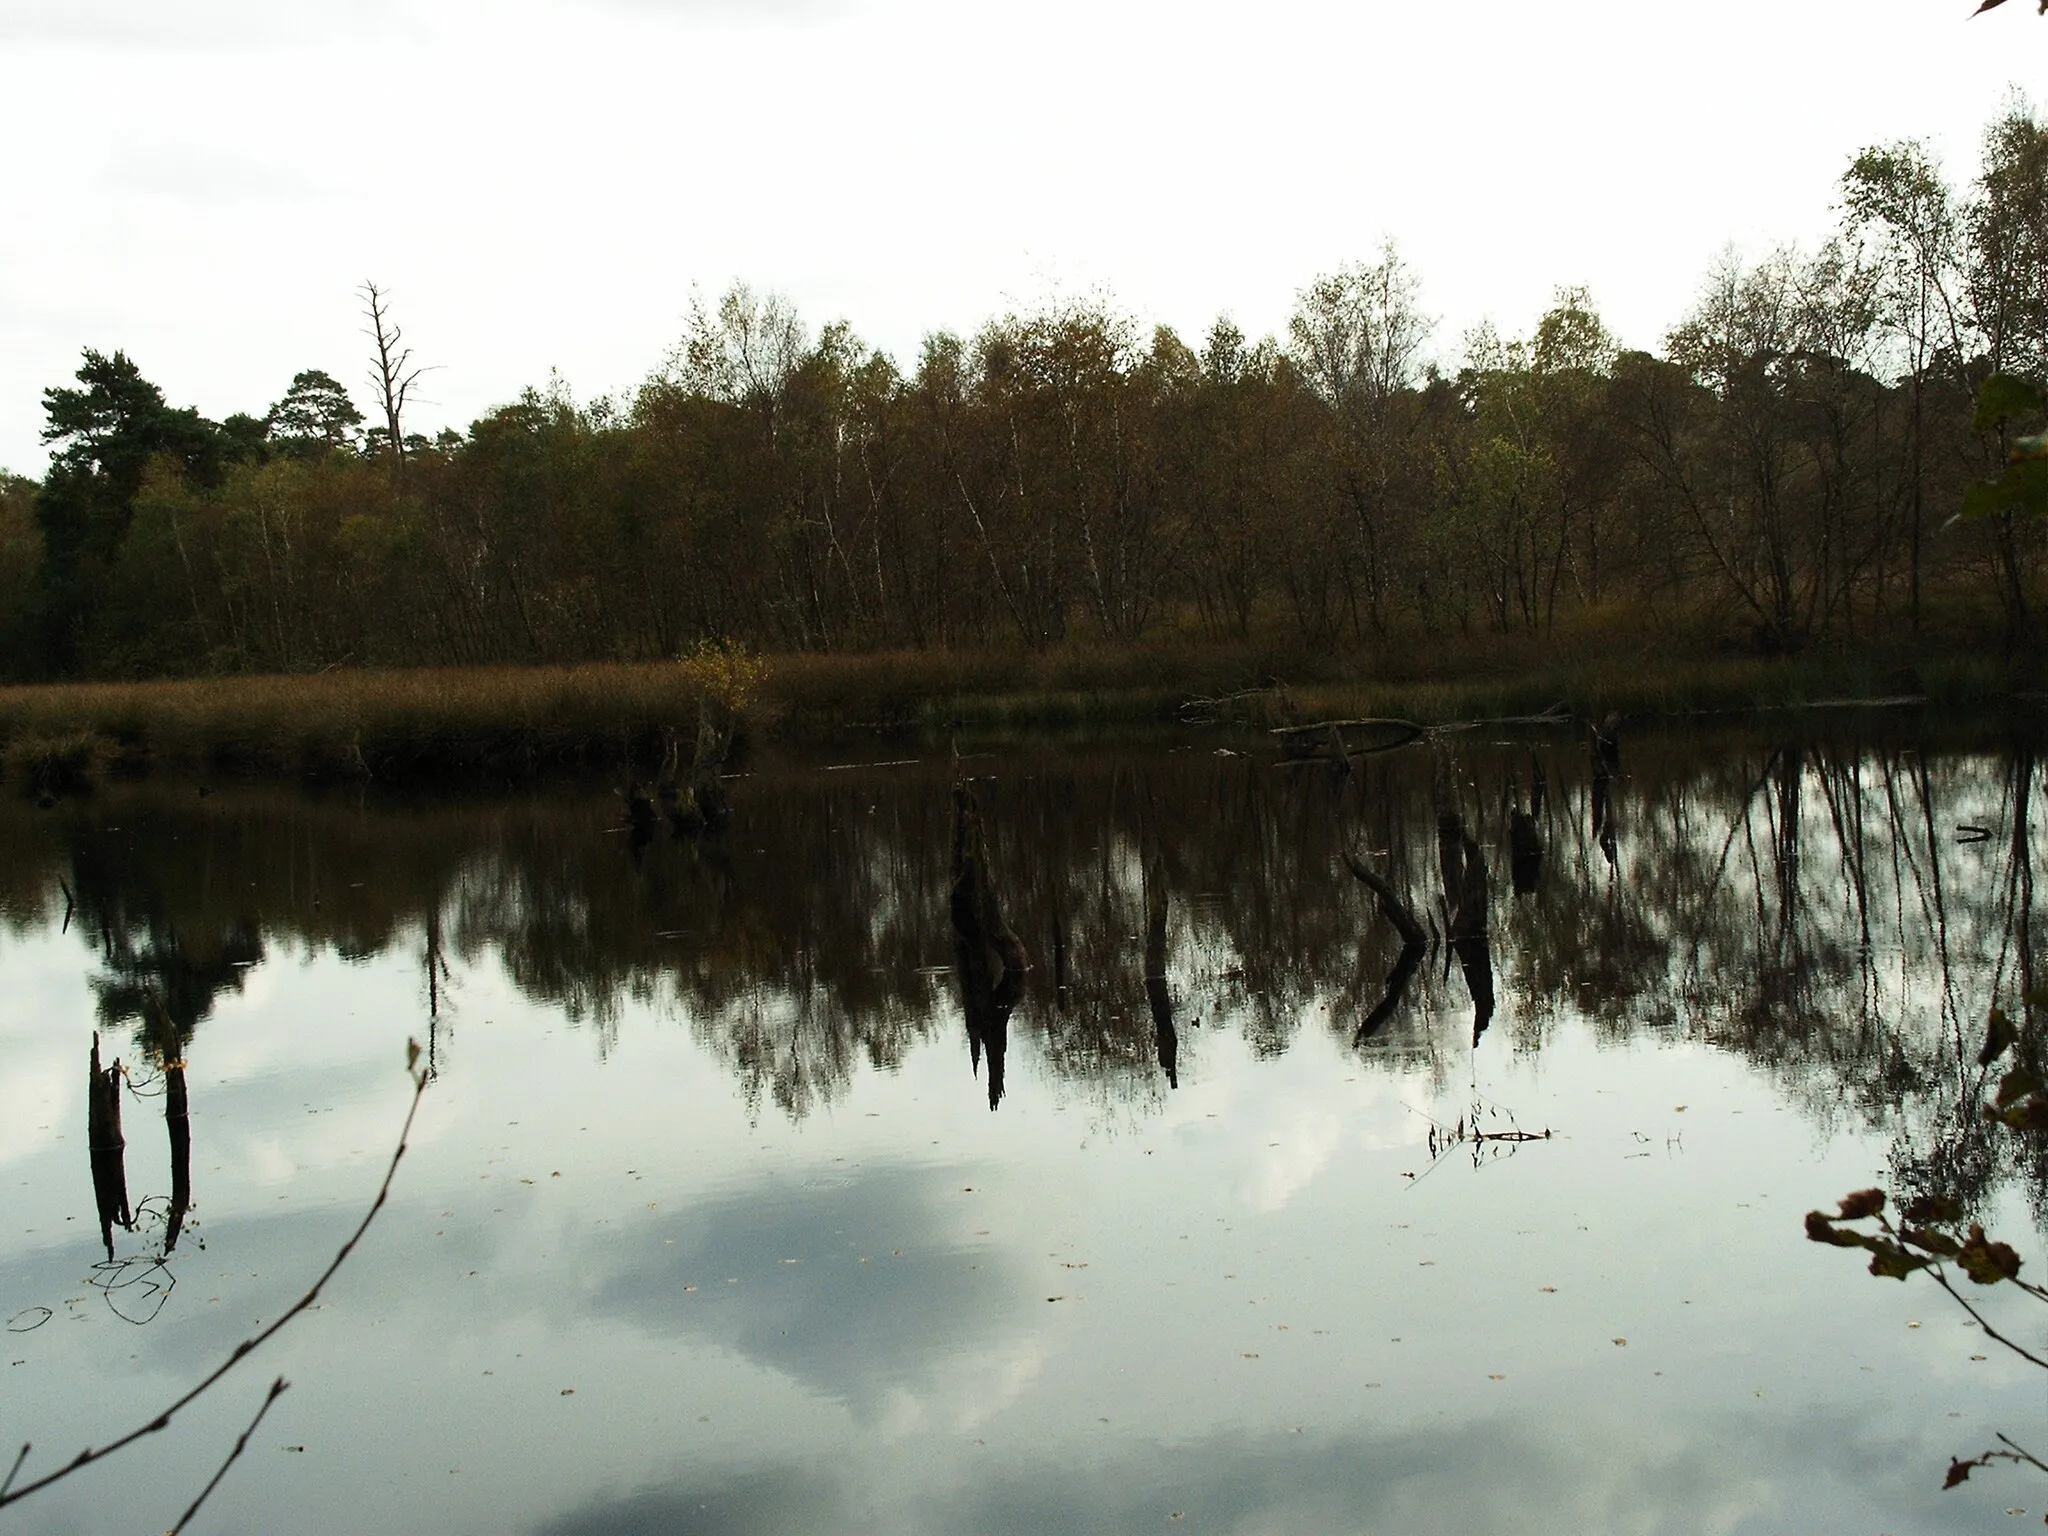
4;725;2047;1219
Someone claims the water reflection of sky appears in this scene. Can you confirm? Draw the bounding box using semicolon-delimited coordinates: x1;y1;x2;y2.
3;734;2046;1534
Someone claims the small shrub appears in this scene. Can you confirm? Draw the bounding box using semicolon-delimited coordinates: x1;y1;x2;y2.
676;639;767;719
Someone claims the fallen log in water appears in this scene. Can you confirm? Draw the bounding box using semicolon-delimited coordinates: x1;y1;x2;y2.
1275;704;1574;761
1275;718;1428;760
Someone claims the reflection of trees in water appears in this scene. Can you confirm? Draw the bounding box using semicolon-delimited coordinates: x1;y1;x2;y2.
1145;852;1179;1091
441;782;956;1120
9;728;2048;1215
63;820;264;1059
0;811;64;934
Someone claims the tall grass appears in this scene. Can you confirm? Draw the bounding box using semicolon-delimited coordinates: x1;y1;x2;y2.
0;620;2036;791
0;663;728;784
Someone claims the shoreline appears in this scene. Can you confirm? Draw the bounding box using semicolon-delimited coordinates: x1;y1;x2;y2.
1;634;2043;793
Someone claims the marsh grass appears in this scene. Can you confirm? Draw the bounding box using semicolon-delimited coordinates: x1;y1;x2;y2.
0;663;731;788
0;726;111;797
0;622;2036;791
773;619;2039;741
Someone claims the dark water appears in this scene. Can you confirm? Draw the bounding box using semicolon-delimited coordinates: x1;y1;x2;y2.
3;724;2046;1534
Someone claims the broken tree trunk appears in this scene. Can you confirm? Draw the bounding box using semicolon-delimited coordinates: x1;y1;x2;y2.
165;1058;191;1253
1340;852;1428;951
1434;811;1496;1045
88;1035;132;1261
1143;855;1177;1088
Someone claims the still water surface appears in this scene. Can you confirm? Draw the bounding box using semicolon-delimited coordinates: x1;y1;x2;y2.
2;725;2045;1534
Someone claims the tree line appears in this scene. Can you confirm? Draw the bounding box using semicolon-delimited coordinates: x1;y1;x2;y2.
2;103;2045;682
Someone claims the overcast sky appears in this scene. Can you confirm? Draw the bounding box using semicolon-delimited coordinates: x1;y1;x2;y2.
0;0;2033;475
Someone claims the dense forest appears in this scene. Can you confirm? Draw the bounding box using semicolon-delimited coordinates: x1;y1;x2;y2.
2;103;2045;684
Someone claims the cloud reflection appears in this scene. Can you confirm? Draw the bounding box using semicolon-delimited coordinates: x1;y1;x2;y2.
584;1167;1037;1418
530;1407;1978;1536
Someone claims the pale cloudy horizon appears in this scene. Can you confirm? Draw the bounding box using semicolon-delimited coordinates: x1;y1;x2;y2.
0;0;2034;475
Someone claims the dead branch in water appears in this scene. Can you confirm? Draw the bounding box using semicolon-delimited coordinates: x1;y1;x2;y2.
1275;704;1574;762
1340;852;1430;1044
1340;852;1428;950
1276;717;1429;758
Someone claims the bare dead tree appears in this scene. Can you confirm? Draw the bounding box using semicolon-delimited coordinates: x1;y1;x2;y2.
360;281;428;468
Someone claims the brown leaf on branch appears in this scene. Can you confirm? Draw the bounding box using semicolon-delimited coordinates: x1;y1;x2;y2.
1868;1242;1933;1281
1957;1226;2023;1286
1978;1008;2018;1066
1900;1224;1963;1258
1806;1210;1868;1247
1836;1189;1886;1221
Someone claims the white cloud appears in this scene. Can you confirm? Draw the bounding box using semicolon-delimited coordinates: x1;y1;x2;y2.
100;147;328;205
0;0;2031;473
0;0;406;50
574;0;859;21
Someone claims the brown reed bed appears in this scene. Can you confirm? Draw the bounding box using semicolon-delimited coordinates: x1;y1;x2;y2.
0;621;2036;794
0;663;729;786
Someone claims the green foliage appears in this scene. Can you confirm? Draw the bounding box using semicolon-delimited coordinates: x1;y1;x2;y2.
34;350;228;673
1971;371;2045;432
1964;372;2048;520
265;369;364;456
0;474;41;683
1962;458;2048;520
218;413;271;466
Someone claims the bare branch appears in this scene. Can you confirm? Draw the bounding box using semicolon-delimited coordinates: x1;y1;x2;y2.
1995;1433;2048;1474
167;1378;289;1536
359;281;434;466
1925;1267;2048;1371
0;1061;427;1513
1340;851;1428;949
0;1443;27;1500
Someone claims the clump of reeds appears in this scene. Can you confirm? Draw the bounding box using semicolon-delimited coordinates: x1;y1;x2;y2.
0;726;111;798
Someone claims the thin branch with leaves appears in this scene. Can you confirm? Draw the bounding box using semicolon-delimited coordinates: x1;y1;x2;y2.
1806;1005;2048;1494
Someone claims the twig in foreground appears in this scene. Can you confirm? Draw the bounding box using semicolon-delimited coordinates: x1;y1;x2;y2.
167;1377;289;1535
1926;1268;2048;1371
0;1043;428;1513
1946;1433;2048;1490
0;1443;27;1500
